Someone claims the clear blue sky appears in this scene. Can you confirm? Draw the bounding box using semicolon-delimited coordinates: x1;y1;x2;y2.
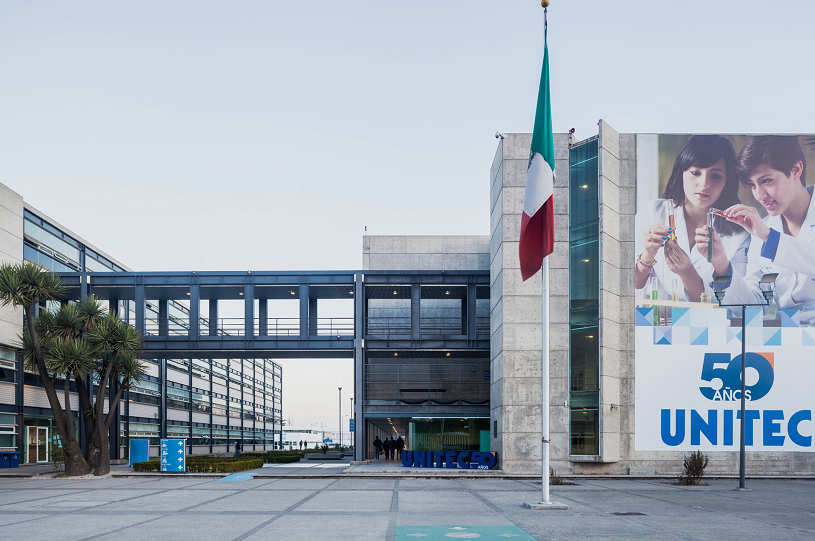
1;0;811;431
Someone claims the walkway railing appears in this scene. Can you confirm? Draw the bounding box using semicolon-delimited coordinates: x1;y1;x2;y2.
144;317;354;338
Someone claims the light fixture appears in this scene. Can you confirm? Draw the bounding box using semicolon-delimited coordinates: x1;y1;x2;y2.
587;335;594;338
239;292;243;296
349;290;354;295
290;290;296;295
583;259;590;262
393;290;397;295
446;353;451;357
445;290;450;295
394;352;398;357
581;184;588;189
186;292;190;296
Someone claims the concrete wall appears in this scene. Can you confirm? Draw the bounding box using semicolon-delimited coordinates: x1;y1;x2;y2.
489;133;574;474
0;183;24;349
363;236;489;271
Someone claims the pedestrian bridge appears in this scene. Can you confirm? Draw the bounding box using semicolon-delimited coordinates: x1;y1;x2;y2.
58;270;490;359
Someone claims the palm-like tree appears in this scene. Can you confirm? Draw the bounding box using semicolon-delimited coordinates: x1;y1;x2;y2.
0;262;146;476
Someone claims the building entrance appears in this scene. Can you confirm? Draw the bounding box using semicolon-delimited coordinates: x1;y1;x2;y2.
26;426;49;463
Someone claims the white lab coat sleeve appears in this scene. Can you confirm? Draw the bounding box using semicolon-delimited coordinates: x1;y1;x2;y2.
721;236;765;306
729;233;751;283
772;235;815;279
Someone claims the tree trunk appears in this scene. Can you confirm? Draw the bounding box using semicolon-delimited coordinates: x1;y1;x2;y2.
65;440;90;477
24;305;90;476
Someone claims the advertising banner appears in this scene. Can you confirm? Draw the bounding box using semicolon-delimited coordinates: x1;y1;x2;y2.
635;306;815;451
633;134;815;451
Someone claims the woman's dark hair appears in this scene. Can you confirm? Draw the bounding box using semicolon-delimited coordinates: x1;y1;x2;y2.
661;135;740;236
737;135;807;186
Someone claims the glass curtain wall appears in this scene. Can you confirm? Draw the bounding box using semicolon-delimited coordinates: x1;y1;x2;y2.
569;139;600;455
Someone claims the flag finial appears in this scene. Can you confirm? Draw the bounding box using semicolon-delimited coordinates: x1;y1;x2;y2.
541;0;549;7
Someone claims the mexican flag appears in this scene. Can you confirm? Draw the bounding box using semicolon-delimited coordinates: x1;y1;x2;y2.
518;39;555;282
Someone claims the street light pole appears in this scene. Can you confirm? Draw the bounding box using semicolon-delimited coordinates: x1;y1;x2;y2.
713;272;776;492
338;387;342;451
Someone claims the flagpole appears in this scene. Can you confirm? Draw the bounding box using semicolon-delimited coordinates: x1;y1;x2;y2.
540;0;550;507
541;256;550;504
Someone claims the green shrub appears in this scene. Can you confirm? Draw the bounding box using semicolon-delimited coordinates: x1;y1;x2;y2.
186;458;262;473
133;460;160;472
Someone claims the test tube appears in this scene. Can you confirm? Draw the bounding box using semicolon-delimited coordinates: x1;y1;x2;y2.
706;210;715;263
669;214;676;241
650;274;659;326
672;279;678;302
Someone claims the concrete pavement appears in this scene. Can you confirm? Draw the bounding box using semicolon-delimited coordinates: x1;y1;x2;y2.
1;476;814;540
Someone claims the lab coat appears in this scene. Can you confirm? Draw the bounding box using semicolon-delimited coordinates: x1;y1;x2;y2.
720;186;815;326
635;199;750;302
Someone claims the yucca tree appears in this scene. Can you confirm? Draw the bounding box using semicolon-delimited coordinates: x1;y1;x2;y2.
0;262;146;476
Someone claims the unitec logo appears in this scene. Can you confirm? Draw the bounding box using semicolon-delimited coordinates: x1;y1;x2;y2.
699;352;774;402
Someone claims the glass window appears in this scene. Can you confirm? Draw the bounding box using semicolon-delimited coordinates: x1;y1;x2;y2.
569;139;600;455
23;219;80;264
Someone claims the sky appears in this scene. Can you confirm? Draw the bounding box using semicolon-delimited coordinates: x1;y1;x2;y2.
1;0;813;433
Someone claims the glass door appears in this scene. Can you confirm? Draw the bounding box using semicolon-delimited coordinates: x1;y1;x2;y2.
26;427;49;463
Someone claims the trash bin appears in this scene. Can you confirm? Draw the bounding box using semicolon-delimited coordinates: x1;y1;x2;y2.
8;452;20;468
0;453;9;469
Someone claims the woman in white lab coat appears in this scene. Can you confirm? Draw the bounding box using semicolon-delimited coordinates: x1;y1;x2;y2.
706;135;815;325
636;135;750;302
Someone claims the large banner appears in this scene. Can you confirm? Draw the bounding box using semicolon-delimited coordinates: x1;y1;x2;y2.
635;307;815;451
633;134;815;451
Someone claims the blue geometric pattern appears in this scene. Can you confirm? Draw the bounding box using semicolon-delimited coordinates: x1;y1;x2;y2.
804;328;815;347
636;307;654;326
745;308;763;327
672;308;690;326
654;326;672;345
690;327;708;345
726;327;742;344
780;309;801;327
763;328;781;346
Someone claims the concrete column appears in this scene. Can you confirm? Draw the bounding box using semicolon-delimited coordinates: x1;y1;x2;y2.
159;359;166;439
189;283;200;341
299;283;309;340
410;282;421;340
308;298;318;336
158;300;168;336
209;300;218;336
258;299;268;336
467;282;477;338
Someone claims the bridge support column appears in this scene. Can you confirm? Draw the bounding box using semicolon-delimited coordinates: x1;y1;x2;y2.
158;300;168;336
354;272;364;460
258;299;268;336
135;282;145;337
209;300;218;336
308;299;318;336
190;282;200;341
244;281;254;338
299;283;309;340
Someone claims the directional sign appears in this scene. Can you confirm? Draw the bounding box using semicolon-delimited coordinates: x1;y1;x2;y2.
160;439;186;473
349;419;355;432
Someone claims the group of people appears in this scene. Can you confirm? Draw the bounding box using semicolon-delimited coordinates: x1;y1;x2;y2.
636;135;815;325
372;435;404;460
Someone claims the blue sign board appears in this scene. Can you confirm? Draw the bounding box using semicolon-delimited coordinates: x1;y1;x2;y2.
401;451;498;469
349;419;355;432
129;439;150;467
160;439;186;473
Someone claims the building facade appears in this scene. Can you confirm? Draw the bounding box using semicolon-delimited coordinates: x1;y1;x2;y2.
0;184;282;462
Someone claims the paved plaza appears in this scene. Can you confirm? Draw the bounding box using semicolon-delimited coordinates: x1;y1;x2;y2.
1;476;814;540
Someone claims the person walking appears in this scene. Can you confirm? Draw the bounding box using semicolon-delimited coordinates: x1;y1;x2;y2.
234;440;242;458
395;435;404;459
373;436;382;460
299;440;303;450
383;437;392;460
